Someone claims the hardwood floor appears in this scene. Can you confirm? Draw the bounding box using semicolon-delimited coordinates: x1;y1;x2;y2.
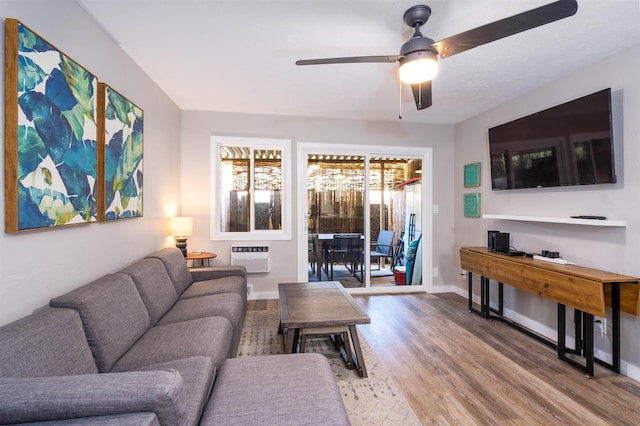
248;293;640;425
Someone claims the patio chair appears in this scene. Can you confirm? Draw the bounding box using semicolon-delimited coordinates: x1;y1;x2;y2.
324;234;363;282
370;230;395;271
308;234;323;280
391;231;405;268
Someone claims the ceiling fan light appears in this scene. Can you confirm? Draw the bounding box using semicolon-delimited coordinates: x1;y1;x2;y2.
399;56;438;85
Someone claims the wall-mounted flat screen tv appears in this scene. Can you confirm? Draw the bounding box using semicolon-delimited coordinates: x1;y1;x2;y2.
488;88;616;190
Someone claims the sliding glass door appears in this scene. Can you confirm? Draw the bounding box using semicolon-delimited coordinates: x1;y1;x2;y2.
368;158;422;287
307;155;366;287
298;143;431;293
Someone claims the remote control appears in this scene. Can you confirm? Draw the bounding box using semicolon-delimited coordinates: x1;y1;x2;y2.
570;215;607;220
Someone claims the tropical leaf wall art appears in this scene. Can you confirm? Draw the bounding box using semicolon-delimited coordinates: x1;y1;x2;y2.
98;83;144;220
4;19;98;232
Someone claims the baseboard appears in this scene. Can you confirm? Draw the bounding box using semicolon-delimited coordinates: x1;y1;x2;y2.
248;290;278;300
449;286;468;298
501;307;558;342
623;360;640;382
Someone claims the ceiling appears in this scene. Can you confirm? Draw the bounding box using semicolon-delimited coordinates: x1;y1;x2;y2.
76;0;640;124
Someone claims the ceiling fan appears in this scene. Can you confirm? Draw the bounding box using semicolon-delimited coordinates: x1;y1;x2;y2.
296;0;578;113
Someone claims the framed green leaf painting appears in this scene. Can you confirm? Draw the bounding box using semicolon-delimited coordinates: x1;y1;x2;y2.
4;19;98;232
97;83;143;221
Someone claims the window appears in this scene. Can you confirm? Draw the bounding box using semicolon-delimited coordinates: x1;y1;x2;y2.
211;136;291;240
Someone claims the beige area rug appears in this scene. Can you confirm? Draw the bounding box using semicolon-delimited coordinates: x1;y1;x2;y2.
237;310;421;426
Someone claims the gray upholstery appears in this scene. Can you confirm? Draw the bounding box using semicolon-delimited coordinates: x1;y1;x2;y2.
146;247;247;300
136;357;216;426
112;317;233;372
157;292;245;355
0;307;98;378
29;413;161;425
0;247;349;425
201;354;350;426
158;293;243;328
50;274;151;373
146;247;196;295
181;275;246;300
189;266;247;284
0;370;187;425
118;258;179;325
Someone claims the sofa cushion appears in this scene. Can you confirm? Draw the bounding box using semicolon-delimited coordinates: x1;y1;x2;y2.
181;275;246;300
201;354;350;426
146;247;194;295
112;317;233;372
157;292;246;357
118;258;179;325
157;292;244;330
136;356;216;426
0;307;98;378
189;266;247;282
50;274;151;373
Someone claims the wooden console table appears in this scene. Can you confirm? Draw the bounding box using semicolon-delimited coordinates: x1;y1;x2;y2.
460;247;640;377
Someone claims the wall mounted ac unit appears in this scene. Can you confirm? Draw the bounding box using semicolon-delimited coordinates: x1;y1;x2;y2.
230;245;269;273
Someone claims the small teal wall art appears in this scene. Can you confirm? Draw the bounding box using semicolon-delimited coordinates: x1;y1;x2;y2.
5;19;98;232
98;83;144;221
464;162;481;187
463;193;481;218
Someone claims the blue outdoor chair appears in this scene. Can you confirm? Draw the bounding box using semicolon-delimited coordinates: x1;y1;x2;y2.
370;230;395;271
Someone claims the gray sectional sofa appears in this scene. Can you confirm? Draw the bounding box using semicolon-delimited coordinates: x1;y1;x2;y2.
0;247;349;425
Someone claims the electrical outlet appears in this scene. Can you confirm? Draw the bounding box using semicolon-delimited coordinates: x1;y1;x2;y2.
247;283;254;296
432;267;439;277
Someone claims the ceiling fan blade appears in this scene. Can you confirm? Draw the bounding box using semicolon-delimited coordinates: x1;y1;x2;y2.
433;0;578;58
410;81;432;110
296;55;400;66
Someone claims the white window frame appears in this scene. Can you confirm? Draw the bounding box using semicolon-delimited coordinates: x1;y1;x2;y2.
211;136;292;241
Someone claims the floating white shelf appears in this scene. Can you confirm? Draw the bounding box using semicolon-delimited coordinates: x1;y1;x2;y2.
481;214;626;227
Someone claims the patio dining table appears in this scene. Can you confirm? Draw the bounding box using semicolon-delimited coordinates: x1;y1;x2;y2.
311;234;364;282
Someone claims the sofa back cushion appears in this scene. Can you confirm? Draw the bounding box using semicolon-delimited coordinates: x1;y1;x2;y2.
0;307;98;377
118;258;179;325
50;274;151;373
146;247;193;295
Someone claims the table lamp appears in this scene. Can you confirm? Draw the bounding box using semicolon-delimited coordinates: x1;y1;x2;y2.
171;217;193;257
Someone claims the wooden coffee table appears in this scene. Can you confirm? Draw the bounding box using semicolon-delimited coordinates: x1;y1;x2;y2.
278;281;371;377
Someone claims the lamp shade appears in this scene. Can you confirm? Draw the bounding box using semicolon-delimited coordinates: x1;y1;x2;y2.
171;217;193;237
399;51;438;85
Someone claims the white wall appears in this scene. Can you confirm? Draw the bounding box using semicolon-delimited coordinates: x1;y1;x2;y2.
180;111;455;296
0;0;182;326
454;43;640;379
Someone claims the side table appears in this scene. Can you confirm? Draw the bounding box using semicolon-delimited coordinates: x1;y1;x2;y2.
186;251;217;268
